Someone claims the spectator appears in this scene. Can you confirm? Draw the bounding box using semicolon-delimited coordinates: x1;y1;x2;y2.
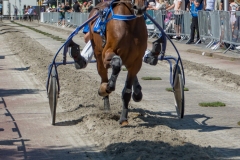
64;2;72;25
165;0;170;8
230;1;238;27
204;0;215;11
73;0;81;12
59;4;66;26
212;0;237;50
64;2;72;12
57;4;61;12
27;6;34;22
185;0;190;10
81;2;88;13
46;6;53;12
23;5;29;21
215;0;221;10
87;1;94;12
41;7;45;12
148;0;167;10
219;0;223;10
186;0;203;44
219;0;233;10
166;0;185;40
230;1;240;49
148;0;157;7
14;6;18;19
148;0;167;29
51;5;56;12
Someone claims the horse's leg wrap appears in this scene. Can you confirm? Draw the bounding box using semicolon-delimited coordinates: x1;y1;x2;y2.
107;55;122;92
143;41;161;66
70;41;86;69
132;77;142;102
119;87;132;124
103;96;110;111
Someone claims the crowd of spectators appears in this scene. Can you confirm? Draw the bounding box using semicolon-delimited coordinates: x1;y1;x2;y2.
45;0;93;13
44;0;93;26
40;0;240;50
146;0;240;50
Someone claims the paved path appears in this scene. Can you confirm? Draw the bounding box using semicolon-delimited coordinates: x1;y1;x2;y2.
0;22;107;160
1;20;240;159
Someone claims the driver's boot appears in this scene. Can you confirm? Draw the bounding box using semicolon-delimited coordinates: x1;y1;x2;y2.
143;41;161;66
70;42;87;69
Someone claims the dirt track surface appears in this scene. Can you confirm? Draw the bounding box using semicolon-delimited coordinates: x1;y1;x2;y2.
0;21;240;159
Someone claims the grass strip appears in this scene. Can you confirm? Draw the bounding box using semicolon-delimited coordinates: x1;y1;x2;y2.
12;21;66;42
141;77;162;80
199;101;226;107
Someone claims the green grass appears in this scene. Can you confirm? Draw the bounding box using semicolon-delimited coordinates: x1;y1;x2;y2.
165;87;189;92
141;77;162;80
238;121;240;126
165;88;173;92
199;101;226;107
122;68;127;71
12;22;66;42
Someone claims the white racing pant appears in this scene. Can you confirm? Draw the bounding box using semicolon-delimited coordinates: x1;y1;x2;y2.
81;41;151;65
81;41;94;65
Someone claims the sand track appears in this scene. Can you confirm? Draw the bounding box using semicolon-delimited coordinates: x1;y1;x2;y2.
1;21;240;159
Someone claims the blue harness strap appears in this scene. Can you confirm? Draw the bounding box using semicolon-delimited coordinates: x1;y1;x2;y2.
83;0;137;35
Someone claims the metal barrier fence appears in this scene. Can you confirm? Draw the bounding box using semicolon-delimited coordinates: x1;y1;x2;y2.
40;11;240;54
41;12;90;27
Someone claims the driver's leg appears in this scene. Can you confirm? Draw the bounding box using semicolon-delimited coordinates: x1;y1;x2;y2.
71;31;94;69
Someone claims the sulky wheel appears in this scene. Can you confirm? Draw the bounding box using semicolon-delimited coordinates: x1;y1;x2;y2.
48;68;58;125
173;64;185;119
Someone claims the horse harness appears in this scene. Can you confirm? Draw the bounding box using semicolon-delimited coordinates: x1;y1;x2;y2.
92;0;139;47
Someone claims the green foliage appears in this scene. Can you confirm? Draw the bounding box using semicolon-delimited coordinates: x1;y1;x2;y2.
141;77;162;80
199;101;226;107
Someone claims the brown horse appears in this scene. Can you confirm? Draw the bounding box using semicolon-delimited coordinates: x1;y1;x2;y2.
88;0;148;126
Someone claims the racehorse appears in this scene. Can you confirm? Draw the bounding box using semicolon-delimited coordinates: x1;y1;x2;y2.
88;0;148;126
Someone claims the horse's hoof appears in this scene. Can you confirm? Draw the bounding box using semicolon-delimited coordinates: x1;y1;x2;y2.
121;121;129;126
132;92;143;102
98;83;111;97
144;56;158;66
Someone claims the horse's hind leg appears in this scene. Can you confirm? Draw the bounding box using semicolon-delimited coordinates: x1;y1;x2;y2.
132;76;142;102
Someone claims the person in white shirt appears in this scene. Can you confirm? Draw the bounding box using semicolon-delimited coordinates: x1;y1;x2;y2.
166;0;185;40
204;0;215;11
148;0;167;10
